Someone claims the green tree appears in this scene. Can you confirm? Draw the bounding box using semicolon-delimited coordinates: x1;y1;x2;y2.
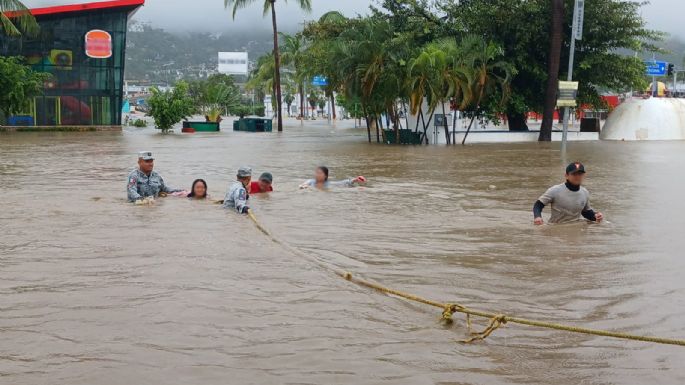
440;0;661;139
147;81;194;133
0;0;38;36
453;36;513;144
224;0;312;132
189;74;241;122
0;56;49;122
283;92;295;117
280;32;308;119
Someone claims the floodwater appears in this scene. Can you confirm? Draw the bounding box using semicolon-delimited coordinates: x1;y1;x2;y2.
1;120;684;385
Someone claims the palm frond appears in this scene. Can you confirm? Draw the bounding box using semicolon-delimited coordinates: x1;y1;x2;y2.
0;0;39;36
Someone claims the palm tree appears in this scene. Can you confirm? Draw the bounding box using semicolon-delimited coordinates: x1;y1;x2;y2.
539;0;564;141
453;36;513;145
224;0;312;132
0;0;39;36
407;46;448;144
280;32;307;119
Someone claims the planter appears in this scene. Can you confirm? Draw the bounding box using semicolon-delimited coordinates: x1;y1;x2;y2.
182;121;220;132
233;118;273;132
383;129;422;144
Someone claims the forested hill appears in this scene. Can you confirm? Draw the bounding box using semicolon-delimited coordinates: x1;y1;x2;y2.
124;21;276;83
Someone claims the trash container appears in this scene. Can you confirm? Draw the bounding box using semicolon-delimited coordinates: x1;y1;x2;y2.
580;118;600;132
234;118;273;132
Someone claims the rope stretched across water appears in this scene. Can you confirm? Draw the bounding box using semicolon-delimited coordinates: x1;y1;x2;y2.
246;210;685;347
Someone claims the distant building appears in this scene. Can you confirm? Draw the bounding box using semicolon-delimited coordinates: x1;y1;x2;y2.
218;52;248;76
1;0;145;128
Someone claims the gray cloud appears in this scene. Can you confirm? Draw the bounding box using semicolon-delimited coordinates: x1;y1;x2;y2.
639;0;682;38
133;0;373;32
129;0;681;39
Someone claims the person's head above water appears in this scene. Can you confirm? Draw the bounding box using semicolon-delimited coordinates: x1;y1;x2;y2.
137;151;154;175
258;172;273;191
188;179;207;199
315;166;329;183
237;166;252;186
565;162;586;186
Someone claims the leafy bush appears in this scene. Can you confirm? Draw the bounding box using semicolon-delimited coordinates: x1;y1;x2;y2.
0;56;51;122
230;104;266;119
147;81;194;132
132;118;147;127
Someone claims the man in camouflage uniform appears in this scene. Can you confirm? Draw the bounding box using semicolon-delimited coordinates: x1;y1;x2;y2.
223;166;251;214
127;151;181;202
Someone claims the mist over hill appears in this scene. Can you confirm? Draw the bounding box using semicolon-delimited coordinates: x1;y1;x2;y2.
124;21;276;83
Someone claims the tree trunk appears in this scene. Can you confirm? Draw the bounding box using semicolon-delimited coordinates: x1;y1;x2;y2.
270;1;284;132
539;0;564;141
376;115;381;143
363;106;371;142
507;111;529;131
441;102;450;145
389;104;399;144
462;113;477;145
298;83;304;119
330;93;336;120
423;110;435;145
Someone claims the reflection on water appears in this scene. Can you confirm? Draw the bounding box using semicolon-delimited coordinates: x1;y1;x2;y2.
1;123;684;384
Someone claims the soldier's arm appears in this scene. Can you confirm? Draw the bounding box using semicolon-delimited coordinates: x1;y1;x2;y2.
159;176;181;193
234;187;249;214
127;175;142;202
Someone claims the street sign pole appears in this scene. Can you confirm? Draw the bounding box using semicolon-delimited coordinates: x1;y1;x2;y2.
652;54;657;97
562;0;582;153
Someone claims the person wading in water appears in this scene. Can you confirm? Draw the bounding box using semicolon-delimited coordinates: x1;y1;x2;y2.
300;166;366;190
533;162;604;225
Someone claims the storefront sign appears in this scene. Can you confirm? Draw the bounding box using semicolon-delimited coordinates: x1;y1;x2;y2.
85;29;112;59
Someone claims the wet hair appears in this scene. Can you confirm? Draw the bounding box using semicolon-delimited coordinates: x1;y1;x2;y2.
187;179;208;198
317;166;329;181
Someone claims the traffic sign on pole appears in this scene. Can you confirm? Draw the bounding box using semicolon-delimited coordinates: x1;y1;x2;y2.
312;76;328;86
645;61;668;76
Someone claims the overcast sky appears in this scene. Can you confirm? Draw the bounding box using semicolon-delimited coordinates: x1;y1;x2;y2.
130;0;681;38
24;0;681;38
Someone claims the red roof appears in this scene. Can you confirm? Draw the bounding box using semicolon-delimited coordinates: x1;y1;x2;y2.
26;0;144;16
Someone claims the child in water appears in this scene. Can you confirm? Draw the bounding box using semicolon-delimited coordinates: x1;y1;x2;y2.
300;166;366;190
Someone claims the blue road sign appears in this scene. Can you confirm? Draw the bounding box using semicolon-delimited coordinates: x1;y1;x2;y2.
645;60;667;76
312;75;328;86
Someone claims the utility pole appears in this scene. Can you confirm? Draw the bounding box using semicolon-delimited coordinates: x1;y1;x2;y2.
652;53;658;97
561;0;584;153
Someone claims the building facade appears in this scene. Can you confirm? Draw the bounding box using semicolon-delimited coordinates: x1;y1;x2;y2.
1;0;144;127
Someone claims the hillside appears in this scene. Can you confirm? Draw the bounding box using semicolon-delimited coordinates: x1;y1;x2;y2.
124;21;275;83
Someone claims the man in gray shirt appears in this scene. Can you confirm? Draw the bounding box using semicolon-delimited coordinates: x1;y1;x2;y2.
533;162;604;225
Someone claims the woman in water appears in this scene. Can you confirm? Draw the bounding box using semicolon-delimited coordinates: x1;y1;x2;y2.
187;179;208;199
300;166;366;190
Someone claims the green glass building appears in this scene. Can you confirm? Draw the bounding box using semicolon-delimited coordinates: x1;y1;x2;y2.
1;0;144;127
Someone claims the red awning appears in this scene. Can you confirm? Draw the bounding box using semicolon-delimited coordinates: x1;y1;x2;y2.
26;0;144;16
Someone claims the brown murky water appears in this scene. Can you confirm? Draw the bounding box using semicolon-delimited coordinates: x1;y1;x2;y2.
1;121;685;384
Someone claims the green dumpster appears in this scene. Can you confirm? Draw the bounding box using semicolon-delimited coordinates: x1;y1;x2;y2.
183;121;220;132
383;129;422;144
233;118;273;132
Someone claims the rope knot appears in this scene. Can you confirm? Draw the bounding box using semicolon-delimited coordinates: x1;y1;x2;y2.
441;304;455;324
343;272;352;280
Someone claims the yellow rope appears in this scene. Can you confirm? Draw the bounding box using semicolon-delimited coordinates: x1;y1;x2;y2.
247;212;685;347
